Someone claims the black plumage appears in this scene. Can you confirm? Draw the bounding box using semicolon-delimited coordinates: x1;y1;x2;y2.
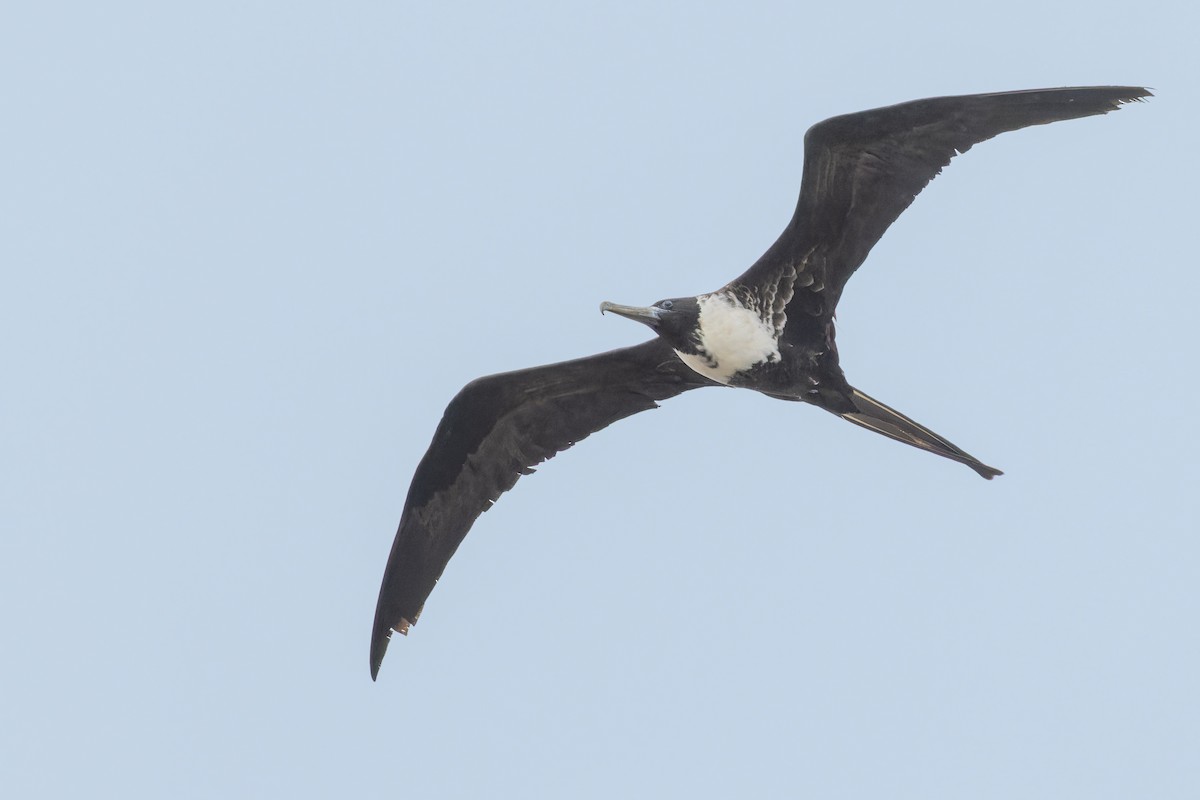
371;86;1148;679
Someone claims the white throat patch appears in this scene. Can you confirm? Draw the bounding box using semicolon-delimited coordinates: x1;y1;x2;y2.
674;293;780;384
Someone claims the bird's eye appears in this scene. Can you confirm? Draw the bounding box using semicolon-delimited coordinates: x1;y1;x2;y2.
660;300;674;310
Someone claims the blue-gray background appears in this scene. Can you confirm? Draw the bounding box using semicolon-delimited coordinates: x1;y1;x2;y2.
3;3;1195;798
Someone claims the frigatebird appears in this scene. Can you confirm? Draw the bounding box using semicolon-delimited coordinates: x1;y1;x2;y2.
370;86;1148;679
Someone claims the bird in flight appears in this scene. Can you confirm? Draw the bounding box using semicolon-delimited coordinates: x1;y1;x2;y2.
370;86;1149;679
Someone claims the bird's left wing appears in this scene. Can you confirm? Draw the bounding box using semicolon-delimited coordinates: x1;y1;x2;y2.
729;86;1150;338
371;338;710;679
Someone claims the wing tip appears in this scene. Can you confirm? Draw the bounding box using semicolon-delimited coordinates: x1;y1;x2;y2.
1106;85;1154;107
369;617;412;682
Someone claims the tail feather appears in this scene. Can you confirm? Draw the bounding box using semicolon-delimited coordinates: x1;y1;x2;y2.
840;388;1002;480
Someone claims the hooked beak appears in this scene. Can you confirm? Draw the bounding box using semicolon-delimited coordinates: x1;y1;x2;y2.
599;301;663;328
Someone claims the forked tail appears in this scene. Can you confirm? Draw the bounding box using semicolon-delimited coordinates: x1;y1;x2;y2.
840;388;1003;479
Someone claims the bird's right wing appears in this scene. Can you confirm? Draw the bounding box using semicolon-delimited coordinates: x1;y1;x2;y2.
370;339;711;679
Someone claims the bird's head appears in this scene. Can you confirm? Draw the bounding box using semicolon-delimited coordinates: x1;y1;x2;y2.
599;297;703;354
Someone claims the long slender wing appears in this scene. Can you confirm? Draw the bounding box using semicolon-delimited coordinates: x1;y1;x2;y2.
370;339;710;678
731;86;1151;338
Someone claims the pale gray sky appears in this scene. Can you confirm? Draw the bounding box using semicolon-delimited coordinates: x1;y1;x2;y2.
2;3;1196;798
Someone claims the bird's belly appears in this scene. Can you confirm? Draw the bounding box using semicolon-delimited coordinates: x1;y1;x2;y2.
674;349;737;384
673;339;781;385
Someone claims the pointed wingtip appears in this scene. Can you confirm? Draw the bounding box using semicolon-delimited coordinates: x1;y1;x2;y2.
369;617;412;682
369;637;386;681
1112;86;1153;107
369;628;391;682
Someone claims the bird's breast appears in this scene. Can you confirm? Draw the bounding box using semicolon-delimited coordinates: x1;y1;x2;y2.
674;293;780;384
